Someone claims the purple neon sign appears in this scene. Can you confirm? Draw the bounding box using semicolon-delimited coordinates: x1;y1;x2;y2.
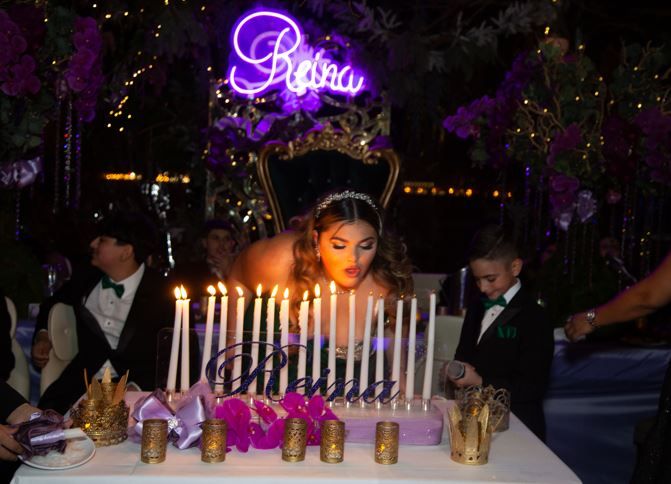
227;10;366;99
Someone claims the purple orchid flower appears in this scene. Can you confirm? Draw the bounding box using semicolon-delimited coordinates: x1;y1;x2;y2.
215;397;252;452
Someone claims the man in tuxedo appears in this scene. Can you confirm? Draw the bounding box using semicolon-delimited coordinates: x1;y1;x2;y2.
31;212;194;413
449;225;554;440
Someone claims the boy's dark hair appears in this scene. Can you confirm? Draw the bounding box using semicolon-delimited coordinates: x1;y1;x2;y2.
468;225;519;263
202;219;234;237
98;211;159;265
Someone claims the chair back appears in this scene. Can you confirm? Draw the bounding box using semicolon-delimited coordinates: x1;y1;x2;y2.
5;297;30;399
413;315;464;397
41;303;78;396
257;123;400;233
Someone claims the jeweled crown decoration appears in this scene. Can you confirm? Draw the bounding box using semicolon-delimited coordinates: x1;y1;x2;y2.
71;369;129;447
448;394;492;465
455;385;511;432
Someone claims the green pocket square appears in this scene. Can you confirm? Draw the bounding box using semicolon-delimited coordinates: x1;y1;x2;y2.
496;326;518;339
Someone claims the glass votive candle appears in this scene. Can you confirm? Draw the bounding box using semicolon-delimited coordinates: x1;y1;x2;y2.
374;421;399;465
320;420;345;463
282;418;307;462
141;419;168;464
201;419;227;463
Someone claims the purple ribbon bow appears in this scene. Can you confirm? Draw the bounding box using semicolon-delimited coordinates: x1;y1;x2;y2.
132;389;208;449
13;410;66;458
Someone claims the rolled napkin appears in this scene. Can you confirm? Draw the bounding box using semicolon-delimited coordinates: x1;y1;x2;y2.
132;388;208;449
13;410;77;458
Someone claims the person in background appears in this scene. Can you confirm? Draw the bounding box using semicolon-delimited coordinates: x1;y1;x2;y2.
30;211;196;413
175;219;239;301
565;251;671;484
0;291;14;381
448;225;554;440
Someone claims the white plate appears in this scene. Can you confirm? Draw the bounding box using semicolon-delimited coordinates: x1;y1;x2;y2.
20;436;96;470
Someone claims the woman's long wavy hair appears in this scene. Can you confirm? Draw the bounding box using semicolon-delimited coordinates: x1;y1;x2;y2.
290;192;413;322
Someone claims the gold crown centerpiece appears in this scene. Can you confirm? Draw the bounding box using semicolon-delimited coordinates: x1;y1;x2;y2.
455;385;510;432
448;394;492;465
71;369;129;447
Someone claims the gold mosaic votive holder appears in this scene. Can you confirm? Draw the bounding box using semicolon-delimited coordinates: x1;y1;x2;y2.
374;421;399;465
320;420;345;463
141;419;168;464
282;418;307;462
201;419;227;463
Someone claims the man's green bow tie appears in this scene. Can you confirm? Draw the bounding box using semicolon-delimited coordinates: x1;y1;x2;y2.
483;295;507;310
102;275;125;298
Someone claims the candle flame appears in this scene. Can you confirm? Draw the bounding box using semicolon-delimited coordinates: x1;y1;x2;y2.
217;282;227;295
207;285;216;296
180;285;187;299
302;290;309;301
174;287;181;300
256;284;262;298
283;288;289;299
271;284;279;298
236;286;244;297
329;280;336;295
314;283;321;298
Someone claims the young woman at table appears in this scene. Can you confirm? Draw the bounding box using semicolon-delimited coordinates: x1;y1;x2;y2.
226;190;413;388
565;250;671;484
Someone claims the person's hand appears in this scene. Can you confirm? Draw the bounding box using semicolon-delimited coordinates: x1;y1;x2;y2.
0;425;24;461
6;403;41;426
451;362;483;388
564;312;595;342
31;331;52;369
209;252;235;274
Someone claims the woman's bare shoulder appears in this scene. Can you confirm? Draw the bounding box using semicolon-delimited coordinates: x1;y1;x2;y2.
232;232;298;286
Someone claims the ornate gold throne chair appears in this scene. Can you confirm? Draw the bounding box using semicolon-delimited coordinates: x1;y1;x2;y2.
256;123;400;233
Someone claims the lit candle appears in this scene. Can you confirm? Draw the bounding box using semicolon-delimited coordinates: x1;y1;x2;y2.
232;287;245;388
166;287;182;393
200;285;217;383
405;295;418;402
249;284;263;395
359;292;374;395
180;286;190;392
345;290;356;394
297;290;309;392
391;296;404;400
312;284;322;393
327;281;337;391
215;283;228;390
375;295;384;397
422;291;437;401
265;285;279;391
279;288;290;394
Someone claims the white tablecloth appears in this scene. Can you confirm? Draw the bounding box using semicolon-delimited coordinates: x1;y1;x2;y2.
13;398;580;484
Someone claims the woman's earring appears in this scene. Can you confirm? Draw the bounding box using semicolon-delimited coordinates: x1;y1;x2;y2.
315;246;321;262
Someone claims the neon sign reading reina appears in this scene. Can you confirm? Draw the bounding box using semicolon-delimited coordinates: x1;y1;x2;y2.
227;10;366;97
206;341;398;404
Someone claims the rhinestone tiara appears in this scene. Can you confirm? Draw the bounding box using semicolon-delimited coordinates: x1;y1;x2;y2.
313;190;379;219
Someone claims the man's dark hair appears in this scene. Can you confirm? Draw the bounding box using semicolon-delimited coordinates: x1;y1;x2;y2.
98;211;159;265
202;219;234;237
468;224;519;263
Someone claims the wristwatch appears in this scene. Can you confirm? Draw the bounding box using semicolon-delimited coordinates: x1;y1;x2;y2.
585;309;598;328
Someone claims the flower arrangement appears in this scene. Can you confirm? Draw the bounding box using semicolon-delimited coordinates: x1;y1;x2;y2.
131;384;338;453
0;4;102;170
443;40;671;230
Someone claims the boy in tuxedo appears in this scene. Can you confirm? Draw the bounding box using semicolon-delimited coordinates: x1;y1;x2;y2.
449;225;554;440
